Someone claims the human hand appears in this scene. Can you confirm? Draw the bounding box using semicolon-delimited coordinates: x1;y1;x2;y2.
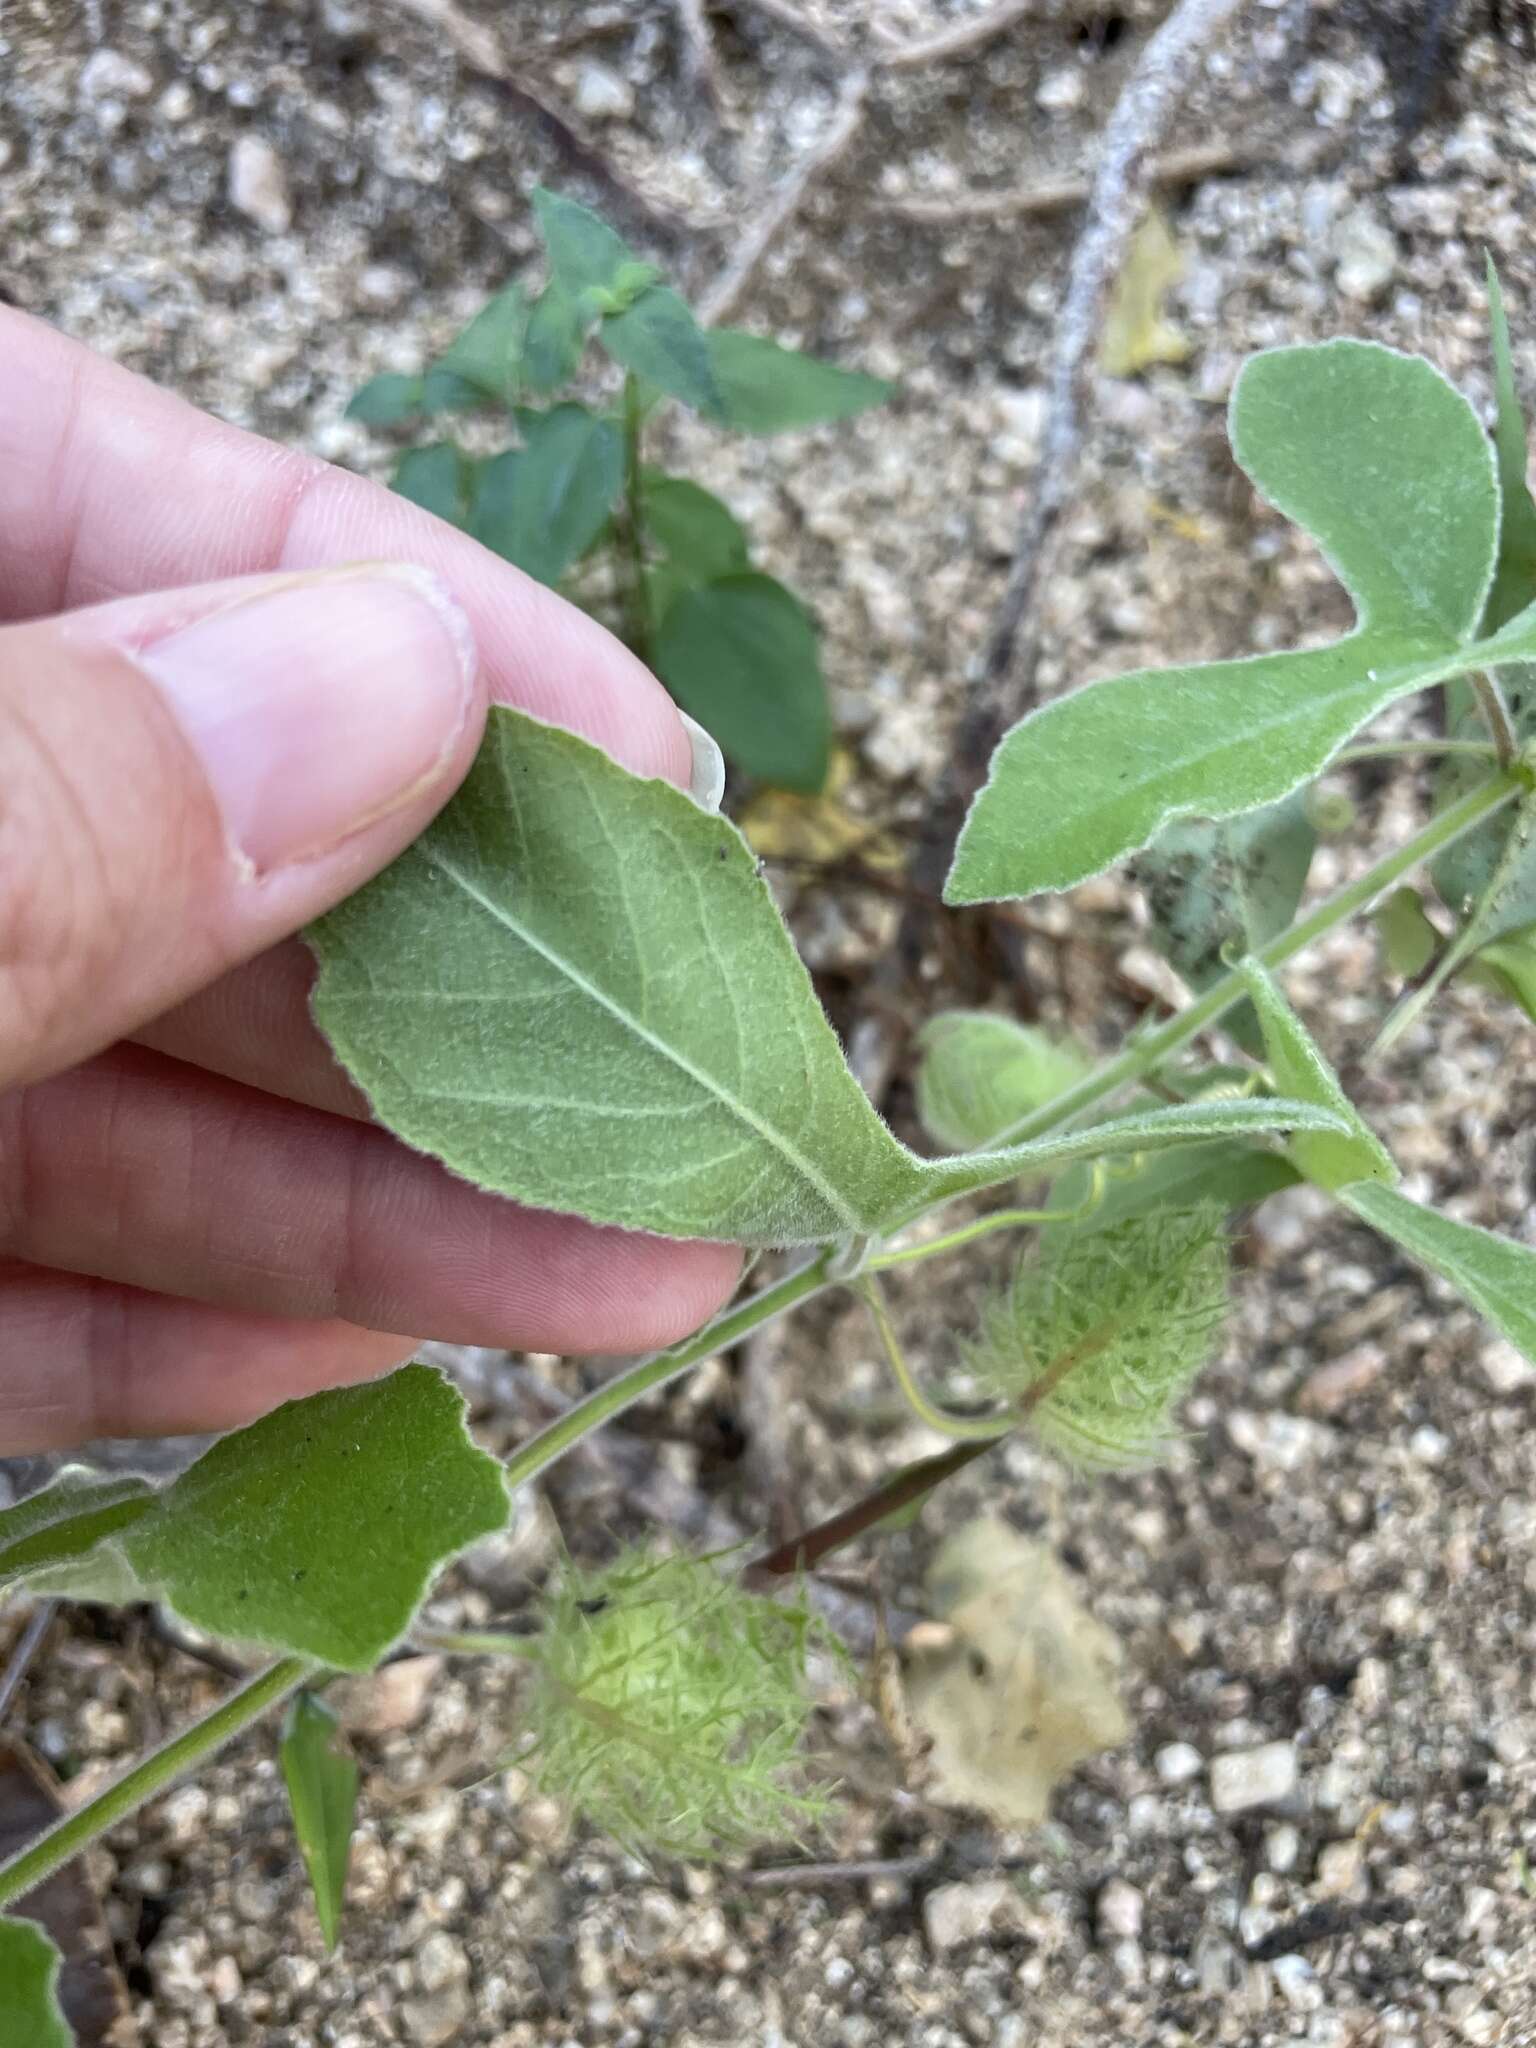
0;308;741;1454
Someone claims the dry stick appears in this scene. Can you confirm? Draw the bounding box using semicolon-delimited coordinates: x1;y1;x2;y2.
675;0;725;108
699;67;871;326
874;0;1041;69
378;0;698;241
852;0;1256;1100
868;142;1246;223
704;0;854;63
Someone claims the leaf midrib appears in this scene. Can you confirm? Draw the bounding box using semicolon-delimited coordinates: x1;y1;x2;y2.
418;841;865;1231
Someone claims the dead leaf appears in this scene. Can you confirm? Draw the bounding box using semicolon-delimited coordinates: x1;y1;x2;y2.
902;1519;1129;1827
738;748;902;871
1101;208;1191;379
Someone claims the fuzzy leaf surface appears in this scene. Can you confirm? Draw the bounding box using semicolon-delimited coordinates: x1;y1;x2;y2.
1345;1184;1536;1363
0;1919;71;2048
470;406;622;587
281;1695;360;1951
915;1012;1088;1151
308;707;927;1243
705;330;891;434
949;342;1505;902
0;1469;154;1592
28;1368;508;1669
652;573;831;792
1238;961;1395;1190
1049;1138;1300;1233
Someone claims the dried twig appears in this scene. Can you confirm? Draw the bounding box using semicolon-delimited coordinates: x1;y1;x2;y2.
699;66;871;325
0;1603;55;1722
704;0;853;63
675;0;725;108
875;0;1039;69
978;0;1253;709
742;1853;937;1888
868;141;1245;222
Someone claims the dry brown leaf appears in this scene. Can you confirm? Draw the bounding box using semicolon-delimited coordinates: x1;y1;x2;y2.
902;1519;1129;1827
738;748;902;871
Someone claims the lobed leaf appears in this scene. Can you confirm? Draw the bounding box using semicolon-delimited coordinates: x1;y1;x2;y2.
948;341;1510;903
470;405;623;587
705;329;892;435
0;1918;71;2048
1344;1183;1536;1364
308;707;927;1244
281;1695;360;1951
24;1367;508;1671
1238;960;1396;1190
652;573;831;791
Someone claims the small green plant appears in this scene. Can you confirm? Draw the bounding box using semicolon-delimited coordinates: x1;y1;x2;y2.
7;243;1536;2033
346;188;892;793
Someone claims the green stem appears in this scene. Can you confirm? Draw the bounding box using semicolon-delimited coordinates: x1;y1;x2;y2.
983;767;1526;1153
620;373;651;659
1335;737;1500;765
503;1250;839;1496
866;1170;1105;1271
0;1654;314;1908
1471;672;1518;765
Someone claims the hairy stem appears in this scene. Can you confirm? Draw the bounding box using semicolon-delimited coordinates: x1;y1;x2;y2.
1471;672;1518;765
866;1171;1104;1271
620;373;651;659
503;1250;839;1496
985;767;1526;1150
1335;737;1500;765
0;1655;315;1908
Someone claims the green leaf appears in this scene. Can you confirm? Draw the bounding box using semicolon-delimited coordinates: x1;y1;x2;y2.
1483;257;1536;634
948;341;1506;903
419;367;490;415
470;406;623;586
0;1918;71;2048
522;281;591;395
308;707;929;1245
1237;960;1396;1190
914;1011;1088;1151
600;286;723;416
280;1694;360;1951
29;1367;508;1670
347;372;426;426
1050;1139;1301;1234
533;187;635;298
436;282;529;402
0;1468;154;1591
1470;922;1536;1022
706;329;892;434
652;573;831;791
1344;1182;1536;1364
1134;792;1316;1054
640;475;750;585
1374;886;1442;978
391;443;472;528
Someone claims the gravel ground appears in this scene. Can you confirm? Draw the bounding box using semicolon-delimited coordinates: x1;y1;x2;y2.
3;2;1536;2043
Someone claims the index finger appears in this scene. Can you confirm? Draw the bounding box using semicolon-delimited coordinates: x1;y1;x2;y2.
0;306;690;782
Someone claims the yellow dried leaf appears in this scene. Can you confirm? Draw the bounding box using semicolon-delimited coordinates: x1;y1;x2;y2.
1101;208;1191;379
738;747;902;870
903;1519;1128;1826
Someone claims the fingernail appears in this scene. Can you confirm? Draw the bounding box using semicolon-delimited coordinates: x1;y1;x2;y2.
136;565;477;873
679;711;726;813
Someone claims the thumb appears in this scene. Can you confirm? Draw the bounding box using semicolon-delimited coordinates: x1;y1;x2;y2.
0;565;485;1091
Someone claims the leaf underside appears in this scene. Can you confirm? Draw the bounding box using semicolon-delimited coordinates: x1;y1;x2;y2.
308;707;926;1245
1345;1183;1536;1365
0;1918;71;2048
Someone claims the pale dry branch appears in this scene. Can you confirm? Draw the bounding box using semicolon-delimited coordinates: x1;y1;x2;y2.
977;0;1253;708
699;67;871;325
868;141;1245;222
675;0;726;108
875;0;1039;69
